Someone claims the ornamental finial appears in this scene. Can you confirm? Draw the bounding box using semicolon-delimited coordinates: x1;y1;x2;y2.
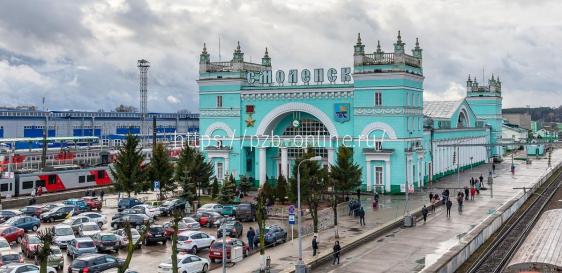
415;37;420;48
202;43;207;54
264;47;269;57
397;30;402;42
357;33;362;45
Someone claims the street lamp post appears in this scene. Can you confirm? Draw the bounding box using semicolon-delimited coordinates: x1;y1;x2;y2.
295;155;322;273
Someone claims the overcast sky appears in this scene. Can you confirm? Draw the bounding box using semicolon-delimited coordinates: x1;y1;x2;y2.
0;0;561;112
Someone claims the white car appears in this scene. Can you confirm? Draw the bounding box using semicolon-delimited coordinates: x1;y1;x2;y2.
78;222;101;238
0;263;56;273
181;217;201;230
197;203;223;214
113;228;142;248
177;231;215;254
79;212;107;227
0;237;10;253
158;254;209;273
53;224;76;248
132;204;162;219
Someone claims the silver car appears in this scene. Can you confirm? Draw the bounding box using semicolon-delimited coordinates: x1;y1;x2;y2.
197;203;223;214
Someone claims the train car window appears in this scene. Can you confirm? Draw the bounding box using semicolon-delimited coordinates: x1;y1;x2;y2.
35;180;45;187
98;170;105;178
22;181;34;189
79;176;86;183
87;175;95;182
0;184;8;192
48;175;57;185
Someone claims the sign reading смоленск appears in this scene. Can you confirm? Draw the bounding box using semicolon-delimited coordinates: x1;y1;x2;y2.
246;67;352;85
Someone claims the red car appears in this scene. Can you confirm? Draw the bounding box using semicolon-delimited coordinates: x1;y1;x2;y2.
82;197;102;211
162;221;190;239
0;225;24;244
20;234;41;258
208;238;249;263
191;212;223;228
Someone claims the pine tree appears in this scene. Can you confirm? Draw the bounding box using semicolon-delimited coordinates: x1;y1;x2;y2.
149;143;175;199
239;175;251;195
276;174;288;204
110;134;145;197
175;144;213;205
211;177;221;200
218;174;237;204
263;180;276;205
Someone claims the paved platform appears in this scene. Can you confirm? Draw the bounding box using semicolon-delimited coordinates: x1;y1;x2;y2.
212;150;562;273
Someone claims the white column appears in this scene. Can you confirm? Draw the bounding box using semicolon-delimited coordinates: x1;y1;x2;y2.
259;147;266;186
366;160;372;192
281;147;288;178
225;156;230;175
385;160;391;192
327;147;335;170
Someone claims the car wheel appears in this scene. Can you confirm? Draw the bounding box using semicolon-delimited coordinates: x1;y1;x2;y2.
32;225;38;231
98;222;103;228
192;246;198;254
202;264;208;272
49;217;54;223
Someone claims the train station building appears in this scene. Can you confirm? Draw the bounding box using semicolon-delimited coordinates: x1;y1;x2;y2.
197;32;503;193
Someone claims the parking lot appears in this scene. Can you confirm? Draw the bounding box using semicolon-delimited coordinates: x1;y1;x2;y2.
1;193;290;272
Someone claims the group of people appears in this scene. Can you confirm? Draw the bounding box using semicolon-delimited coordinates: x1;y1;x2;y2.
348;199;366;226
84;188;105;200
311;235;342;265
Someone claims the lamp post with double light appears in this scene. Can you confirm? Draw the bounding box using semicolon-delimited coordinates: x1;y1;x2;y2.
295;155;322;273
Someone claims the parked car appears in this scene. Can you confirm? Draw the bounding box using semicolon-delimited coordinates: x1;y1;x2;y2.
177;231;215;254
63;199;88;213
82;196;102;211
0;225;24;244
254;225;287;247
111;214;151;230
79;212;107;228
20;234;41;258
162;221;190;239
197;203;223;214
67;253;124;273
113;228;141;249
159;199;187;216
216;220;243;238
0;237;11;253
131;204;161;219
40;205;75;223
0;210;22;224
0;263;56;273
19;206;45;218
4;216;40;232
144;225;166;245
221;205;236;217
62;216;91;234
41;203;62;212
117;198;143;212
34;245;64;270
53;224;75;248
91;232;120;253
111;208;146;221
235;203;256;222
208;238;249;263
191;212;223;228
67;237;97;259
0;251;23;266
181;217;201;230
78;222;101;238
157;254;209;273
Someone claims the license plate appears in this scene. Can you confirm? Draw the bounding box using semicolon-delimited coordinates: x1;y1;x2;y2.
214;252;221;255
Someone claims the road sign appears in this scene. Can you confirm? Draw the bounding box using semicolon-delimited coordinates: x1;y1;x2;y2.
288;214;296;225
288;205;295;214
154;180;160;193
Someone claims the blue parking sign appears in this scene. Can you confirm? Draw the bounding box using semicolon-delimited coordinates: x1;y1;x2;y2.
154;180;160;192
288;214;295;225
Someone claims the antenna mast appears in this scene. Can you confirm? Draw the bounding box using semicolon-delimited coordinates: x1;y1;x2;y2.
137;59;150;144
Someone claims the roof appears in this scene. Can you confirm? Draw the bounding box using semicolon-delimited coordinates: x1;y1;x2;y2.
506;209;562;272
423;100;464;119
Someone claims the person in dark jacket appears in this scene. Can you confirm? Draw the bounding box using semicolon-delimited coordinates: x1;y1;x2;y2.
358;207;366;226
332;241;341;265
446;200;452;217
479;174;484;184
464;186;469;201
312;236;318;256
422;205;428;223
247;227;255;251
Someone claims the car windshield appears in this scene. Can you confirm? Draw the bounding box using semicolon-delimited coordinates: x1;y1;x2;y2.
2;254;19;262
101;235;117;241
0;240;9;248
51;247;62;254
183;217;196;223
72;260;88;268
82;225;99;231
56;227;74;236
150;227;163;233
4;218;16;224
28;236;41;244
178;235;190;241
162;200;174;206
78;241;94;248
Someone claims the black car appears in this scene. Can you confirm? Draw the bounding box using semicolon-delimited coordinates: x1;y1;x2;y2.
235;203;257;222
0;210;21;224
67;253;123;273
111;214;151;229
40;205;75;223
217;220;243;238
159;199;187;216
111;208;146;220
19;206;45;218
254;225;287;247
117;198;143;212
143;225;167;245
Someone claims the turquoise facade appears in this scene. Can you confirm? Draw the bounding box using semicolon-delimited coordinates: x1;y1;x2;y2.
197;33;500;193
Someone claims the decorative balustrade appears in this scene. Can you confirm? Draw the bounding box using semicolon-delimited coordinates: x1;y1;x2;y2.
205;61;267;72
361;52;421;68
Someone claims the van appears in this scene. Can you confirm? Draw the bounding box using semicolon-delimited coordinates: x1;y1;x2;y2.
117;198;143;212
235;203;256;222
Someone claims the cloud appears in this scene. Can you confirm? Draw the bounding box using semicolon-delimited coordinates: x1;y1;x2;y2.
0;0;561;111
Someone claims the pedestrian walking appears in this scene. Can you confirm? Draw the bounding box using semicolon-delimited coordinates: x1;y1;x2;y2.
492;163;496;174
91;189;96;197
457;194;463;212
431;196;438;213
422;205;428;223
332;241;341;265
479;174;484;184
470;186;476;200
476;181;481;194
446;200;452;218
359;207;366;226
312;236;319;256
464;186;469;201
100;189;105;201
429;192;433;203
511;164;515;175
247;227;255;251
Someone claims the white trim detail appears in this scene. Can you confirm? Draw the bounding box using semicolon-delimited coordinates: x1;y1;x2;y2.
256;102;339;136
361;122;398;140
204;122;235;137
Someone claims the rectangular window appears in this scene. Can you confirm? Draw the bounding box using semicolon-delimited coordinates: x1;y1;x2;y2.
36;180;45;187
375;141;383;151
374;92;382;106
216;96;223;108
87;175;95;182
375;167;383;185
79;176;86;183
22;181;34;190
0;184;8;192
98;170;105;179
216;162;224;180
48;175;57;185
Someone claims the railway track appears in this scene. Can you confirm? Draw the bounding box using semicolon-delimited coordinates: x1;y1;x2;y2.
465;167;562;273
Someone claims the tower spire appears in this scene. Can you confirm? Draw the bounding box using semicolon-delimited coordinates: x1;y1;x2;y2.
353;33;365;57
356;33;362;45
261;47;271;67
394;30;405;54
233;41;244;62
